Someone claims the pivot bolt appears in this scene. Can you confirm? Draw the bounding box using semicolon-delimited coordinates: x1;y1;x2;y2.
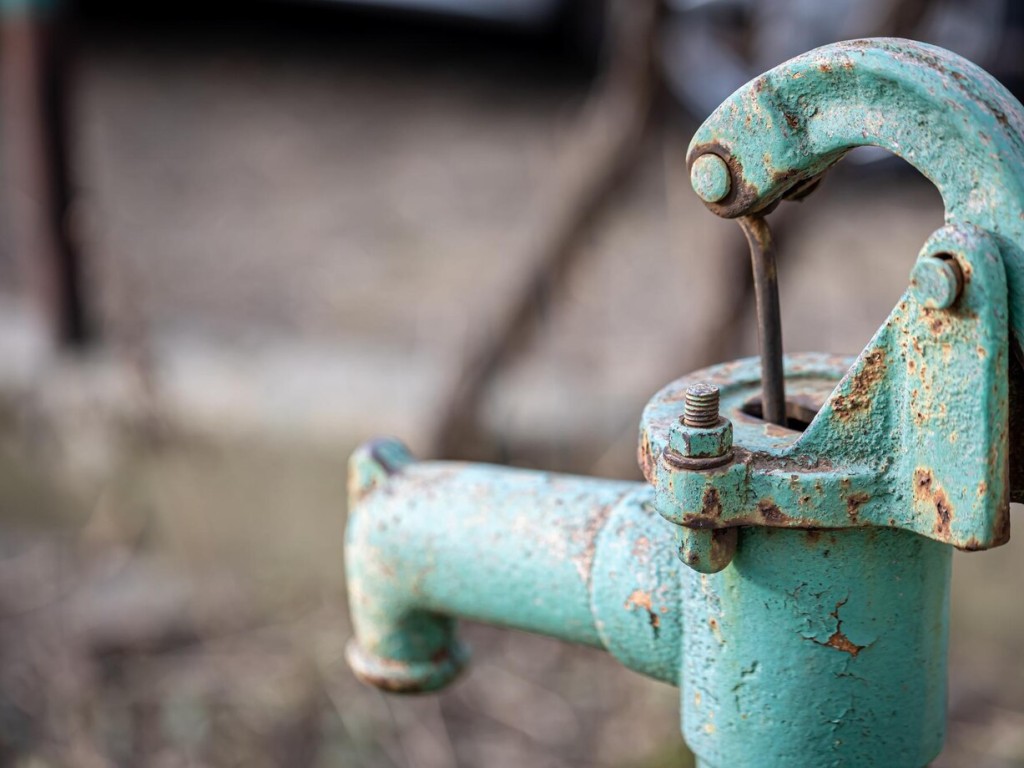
910;254;963;310
690;153;731;203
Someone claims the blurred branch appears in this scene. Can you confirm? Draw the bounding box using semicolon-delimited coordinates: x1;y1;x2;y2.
431;0;664;460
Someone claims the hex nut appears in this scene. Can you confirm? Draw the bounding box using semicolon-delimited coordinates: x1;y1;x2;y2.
665;416;734;470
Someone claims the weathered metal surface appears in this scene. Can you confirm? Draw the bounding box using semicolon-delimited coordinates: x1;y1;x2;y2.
345;438;682;692
683;526;950;768
910;254;963;310
643;224;1011;552
686;38;1024;359
690;152;731;203
644;224;1010;551
345;37;1024;768
666;384;733;466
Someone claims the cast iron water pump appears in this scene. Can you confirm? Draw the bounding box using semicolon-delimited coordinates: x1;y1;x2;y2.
345;38;1024;766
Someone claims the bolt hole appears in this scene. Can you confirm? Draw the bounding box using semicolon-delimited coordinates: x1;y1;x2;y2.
740;397;819;433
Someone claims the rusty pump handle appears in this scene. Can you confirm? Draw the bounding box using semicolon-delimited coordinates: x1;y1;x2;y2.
686;37;1024;356
642;38;1024;559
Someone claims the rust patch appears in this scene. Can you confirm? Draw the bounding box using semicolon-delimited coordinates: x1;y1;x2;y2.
569;501;614;585
687;141;766;217
625;589;661;637
846;492;870;522
809;598;864;658
639;431;655;481
914;468;954;538
935;492;952;537
702;487;723;518
824;631;863;657
745;448;833;473
625;588;652;611
831;349;887;420
928;313;949;336
757;499;786;523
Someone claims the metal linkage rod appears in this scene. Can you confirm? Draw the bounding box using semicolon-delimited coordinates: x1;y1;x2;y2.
738;215;785;426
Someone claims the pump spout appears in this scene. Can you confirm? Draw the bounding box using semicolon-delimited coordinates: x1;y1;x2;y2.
345;438;683;692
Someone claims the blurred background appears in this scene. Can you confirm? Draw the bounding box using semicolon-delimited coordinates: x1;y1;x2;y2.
2;0;1024;765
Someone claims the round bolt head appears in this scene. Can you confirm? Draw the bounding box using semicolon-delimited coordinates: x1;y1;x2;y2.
690;153;731;203
910;255;962;310
677;526;737;574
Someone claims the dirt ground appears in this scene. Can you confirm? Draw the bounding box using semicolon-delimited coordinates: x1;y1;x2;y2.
2;5;1024;766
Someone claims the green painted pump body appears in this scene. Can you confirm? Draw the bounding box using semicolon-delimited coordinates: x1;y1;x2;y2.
346;38;1024;766
346;440;682;689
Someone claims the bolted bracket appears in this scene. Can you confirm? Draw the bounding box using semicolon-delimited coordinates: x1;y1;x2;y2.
642;37;1024;567
644;223;1010;555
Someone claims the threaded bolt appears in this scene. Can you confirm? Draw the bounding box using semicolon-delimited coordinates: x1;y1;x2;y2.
684;382;720;428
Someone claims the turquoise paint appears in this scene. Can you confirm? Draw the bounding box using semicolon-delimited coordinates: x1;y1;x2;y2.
909;256;961;310
644;226;1009;550
690;153;731;203
683;527;950;767
686;38;1024;358
345;439;682;691
345;38;1024;766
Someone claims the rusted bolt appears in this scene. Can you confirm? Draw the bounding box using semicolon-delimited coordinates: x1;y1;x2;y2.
910;254;963;310
684;382;720;427
665;382;733;469
690;153;731;203
660;382;737;572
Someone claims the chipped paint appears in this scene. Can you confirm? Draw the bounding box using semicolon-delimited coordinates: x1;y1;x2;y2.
344;37;1024;768
644;225;1010;551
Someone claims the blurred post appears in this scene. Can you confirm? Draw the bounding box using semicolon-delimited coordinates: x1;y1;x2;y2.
1;0;91;349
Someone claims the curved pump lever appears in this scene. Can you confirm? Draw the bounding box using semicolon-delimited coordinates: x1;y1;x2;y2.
646;37;1024;557
687;37;1024;356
